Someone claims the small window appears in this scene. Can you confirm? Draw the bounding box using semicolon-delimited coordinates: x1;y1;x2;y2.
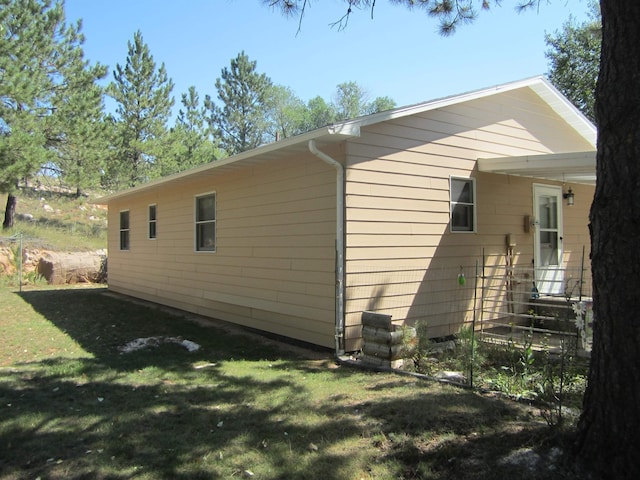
195;193;216;251
119;210;130;250
148;204;157;239
450;177;476;232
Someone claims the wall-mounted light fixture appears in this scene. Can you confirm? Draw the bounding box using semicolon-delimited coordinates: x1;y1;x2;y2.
563;187;575;206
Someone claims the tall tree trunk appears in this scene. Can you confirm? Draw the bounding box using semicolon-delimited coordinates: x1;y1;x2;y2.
2;194;17;230
576;1;640;478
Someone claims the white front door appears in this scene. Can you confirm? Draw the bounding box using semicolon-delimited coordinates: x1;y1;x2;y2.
533;184;564;295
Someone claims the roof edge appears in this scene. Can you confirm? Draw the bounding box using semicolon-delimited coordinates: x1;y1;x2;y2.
94;123;359;204
338;76;596;147
95;76;596;204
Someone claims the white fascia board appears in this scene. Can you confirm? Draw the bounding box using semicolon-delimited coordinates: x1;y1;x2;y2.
529;78;597;147
345;76;596;148
478;151;596;184
94;124;360;204
350;76;548;127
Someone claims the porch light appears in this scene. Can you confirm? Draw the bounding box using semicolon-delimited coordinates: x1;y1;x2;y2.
563;187;575;206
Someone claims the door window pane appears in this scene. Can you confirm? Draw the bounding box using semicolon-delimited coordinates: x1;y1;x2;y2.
538;196;558;229
540;231;559;265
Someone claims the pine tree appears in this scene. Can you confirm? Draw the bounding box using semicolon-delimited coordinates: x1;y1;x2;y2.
545;1;600;123
162;86;219;175
205;51;273;155
0;0;104;228
54;50;109;197
106;30;174;188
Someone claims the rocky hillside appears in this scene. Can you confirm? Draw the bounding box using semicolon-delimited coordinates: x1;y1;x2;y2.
1;184;108;285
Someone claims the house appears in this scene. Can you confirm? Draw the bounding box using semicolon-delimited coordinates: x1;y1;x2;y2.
97;76;596;355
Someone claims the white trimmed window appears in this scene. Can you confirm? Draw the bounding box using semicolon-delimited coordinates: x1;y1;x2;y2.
148;204;157;239
450;177;476;232
119;210;130;250
195;193;216;252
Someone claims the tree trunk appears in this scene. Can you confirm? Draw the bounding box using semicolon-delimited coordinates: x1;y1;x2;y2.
576;1;640;478
2;194;17;230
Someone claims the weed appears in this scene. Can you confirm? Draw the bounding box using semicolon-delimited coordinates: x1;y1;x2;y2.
403;319;587;427
403;320;433;373
456;325;485;385
23;270;47;285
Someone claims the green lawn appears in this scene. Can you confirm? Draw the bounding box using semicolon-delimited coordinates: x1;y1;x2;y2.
0;285;583;479
1;187;107;252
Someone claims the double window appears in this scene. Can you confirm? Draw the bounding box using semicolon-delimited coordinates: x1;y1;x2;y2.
195;193;216;252
119;210;130;250
450;177;476;232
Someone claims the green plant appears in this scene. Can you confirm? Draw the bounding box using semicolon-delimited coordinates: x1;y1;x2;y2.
519;327;536;377
23;270;47;285
402;319;434;374
456;325;485;386
536;334;564;426
481;325;539;400
537;334;588;427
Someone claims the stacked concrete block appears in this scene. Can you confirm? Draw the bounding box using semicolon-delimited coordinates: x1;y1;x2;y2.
360;311;416;369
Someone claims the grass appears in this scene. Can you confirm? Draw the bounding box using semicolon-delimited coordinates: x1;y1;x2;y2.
0;185;107;251
0;285;587;479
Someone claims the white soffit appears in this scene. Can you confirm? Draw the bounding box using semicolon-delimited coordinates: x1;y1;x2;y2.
528;79;597;147
477;151;596;185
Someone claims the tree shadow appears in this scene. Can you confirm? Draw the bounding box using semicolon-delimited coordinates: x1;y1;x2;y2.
17;288;304;370
3;288;578;479
2;359;573;480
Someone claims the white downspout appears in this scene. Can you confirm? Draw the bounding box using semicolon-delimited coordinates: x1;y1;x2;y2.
308;140;345;357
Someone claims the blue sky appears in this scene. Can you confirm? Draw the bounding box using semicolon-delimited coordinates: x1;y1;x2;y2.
64;0;591;113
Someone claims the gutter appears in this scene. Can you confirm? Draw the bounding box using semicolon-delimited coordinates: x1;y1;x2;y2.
308;140;346;357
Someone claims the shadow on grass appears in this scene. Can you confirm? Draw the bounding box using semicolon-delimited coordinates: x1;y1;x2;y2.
1;357;313;479
17;288;301;368
0;362;571;480
1;288;579;479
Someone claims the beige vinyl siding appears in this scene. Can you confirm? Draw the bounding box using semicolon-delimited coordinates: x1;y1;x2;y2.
107;152;338;348
343;88;594;348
